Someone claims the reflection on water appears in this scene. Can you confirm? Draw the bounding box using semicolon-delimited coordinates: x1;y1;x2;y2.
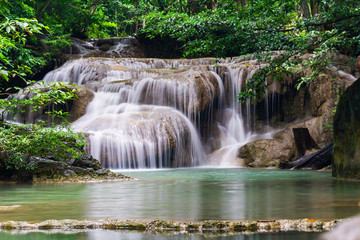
0;231;321;240
0;184;87;221
0;168;359;222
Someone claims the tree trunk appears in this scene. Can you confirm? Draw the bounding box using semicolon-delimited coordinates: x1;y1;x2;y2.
240;0;247;8
292;127;319;158
309;0;320;16
38;0;53;19
188;0;200;14
179;0;183;12
300;0;311;18
115;9;119;37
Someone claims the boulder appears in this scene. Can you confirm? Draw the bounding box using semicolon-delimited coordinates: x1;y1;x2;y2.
237;117;326;167
333;77;360;179
237;139;287;167
68;87;94;122
319;215;360;240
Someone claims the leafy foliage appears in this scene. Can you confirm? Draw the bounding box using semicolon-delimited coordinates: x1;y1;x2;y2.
0;82;79;121
0;2;87;171
0;17;47;83
0;82;87;170
0;122;86;170
139;0;360;100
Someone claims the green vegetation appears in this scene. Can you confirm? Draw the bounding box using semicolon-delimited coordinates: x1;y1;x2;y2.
0;1;86;171
0;81;87;170
138;0;360;100
0;122;86;170
2;1;359;93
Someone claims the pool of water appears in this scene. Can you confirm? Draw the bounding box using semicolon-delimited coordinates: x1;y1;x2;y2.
0;168;359;222
0;230;321;240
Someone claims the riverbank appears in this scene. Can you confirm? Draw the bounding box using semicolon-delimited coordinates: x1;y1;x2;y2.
0;153;133;183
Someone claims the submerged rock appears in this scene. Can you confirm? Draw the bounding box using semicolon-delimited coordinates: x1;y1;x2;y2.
0;218;339;233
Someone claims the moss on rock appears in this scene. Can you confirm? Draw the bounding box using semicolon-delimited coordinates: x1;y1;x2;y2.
333;78;360;179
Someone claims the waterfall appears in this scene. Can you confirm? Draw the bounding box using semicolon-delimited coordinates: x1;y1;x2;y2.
206;64;261;166
40;56;274;169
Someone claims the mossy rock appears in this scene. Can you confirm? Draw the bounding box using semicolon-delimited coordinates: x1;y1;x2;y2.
333;78;360;179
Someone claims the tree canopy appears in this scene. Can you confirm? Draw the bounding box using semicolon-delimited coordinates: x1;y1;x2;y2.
1;0;359;99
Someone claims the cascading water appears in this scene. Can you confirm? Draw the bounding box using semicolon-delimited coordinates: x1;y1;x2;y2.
205;64;262;166
40;43;273;169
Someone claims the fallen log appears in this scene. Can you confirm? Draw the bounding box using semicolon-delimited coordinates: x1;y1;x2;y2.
279;143;333;170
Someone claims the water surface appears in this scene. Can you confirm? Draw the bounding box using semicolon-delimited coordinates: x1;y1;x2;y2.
0;230;321;240
0;168;359;222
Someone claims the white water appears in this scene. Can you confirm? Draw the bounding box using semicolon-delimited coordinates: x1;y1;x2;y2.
42;56;270;169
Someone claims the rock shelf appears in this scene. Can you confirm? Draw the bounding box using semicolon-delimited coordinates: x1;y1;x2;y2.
0;219;340;233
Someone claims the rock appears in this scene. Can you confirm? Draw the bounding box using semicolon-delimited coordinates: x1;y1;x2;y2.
138;66;221;114
292;127;319;158
71;155;102;170
69;87;95;122
238;139;286;167
63;169;75;177
237;117;327;167
63;37;145;60
319;215;360;240
0;154;131;183
255;66;354;142
236;59;356;168
0;218;339;233
11;85;94;124
333;77;360;179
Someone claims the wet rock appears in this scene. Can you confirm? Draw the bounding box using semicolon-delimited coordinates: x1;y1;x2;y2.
69;87;94;122
64;37;145;59
237;64;354;168
11;85;94;124
70;155;102;170
138;66;221;114
256;66;354;142
237;117;326;167
333;77;360;179
0;219;339;233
